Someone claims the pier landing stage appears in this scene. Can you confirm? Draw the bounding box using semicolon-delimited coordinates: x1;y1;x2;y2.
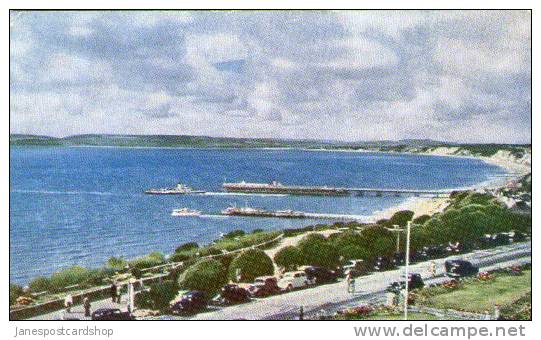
223;182;452;197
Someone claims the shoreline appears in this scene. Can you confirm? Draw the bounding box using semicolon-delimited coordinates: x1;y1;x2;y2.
10;146;530;286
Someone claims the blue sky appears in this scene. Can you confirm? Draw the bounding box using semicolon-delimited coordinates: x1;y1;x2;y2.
10;11;531;143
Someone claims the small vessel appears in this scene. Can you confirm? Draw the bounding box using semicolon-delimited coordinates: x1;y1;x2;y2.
220;205;306;218
145;183;205;195
171;208;202;217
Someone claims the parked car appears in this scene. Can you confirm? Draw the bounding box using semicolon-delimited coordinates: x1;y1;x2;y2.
170;290;208;314
410;249;430;263
248;276;281;297
424;245;447;259
342;259;370;276
278;271;315;291
509;230;527;242
91;308;134;320
386;273;425;294
492;233;511;246
303;266;338;284
446;241;464;254
373;256;396;271
392;252;405;266
444;260;479;278
478;234;495;249
217;284;250;305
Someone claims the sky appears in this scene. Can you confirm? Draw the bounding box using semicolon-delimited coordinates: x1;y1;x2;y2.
10;11;531;143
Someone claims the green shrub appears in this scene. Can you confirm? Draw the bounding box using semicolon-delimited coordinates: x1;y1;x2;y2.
252;229;264;234
388;210;414;227
224;229;246;239
135;280;178;310
107;257;127;271
29;277;51;293
413;214;431;225
169;252;193;263
175;242;199;253
228;249;274;282
49;266;92;291
297;234;339;268
129;252;165;269
10;283;24;305
274;246;303;271
179;259;226;294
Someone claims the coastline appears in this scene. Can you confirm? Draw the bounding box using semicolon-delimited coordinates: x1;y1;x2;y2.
369;150;530;221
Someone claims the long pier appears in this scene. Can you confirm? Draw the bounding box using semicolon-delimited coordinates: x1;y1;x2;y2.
222;182;452;197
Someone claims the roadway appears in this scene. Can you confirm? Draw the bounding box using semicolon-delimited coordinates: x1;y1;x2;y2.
31;242;530;320
184;242;531;320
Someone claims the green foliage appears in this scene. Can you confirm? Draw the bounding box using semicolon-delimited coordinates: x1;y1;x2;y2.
175;242;199;253
131;268;143;279
136;280;178;310
274;246;303;271
413;214;431;225
228;249;274;282
129;252;165;269
48;266;92;291
297;234;339;268
388;210;414;227
10;283;24;305
412;191;531;248
29;276;51;293
107;256;127;271
179;259;227;294
224;229;246;239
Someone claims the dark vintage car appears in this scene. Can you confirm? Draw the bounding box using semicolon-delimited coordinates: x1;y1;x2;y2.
91;308;134;321
410;249;430;263
424;245;447;259
444;260;479;278
303;266;338;284
218;284;250;304
373;256;396;271
509;230;527;242
492;233;511;246
392;252;405;266
386;273;425;294
248;276;281;297
170;291;208;314
477;234;495;249
446;242;464;254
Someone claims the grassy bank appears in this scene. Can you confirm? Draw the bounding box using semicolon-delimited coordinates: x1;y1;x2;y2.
416;269;531;316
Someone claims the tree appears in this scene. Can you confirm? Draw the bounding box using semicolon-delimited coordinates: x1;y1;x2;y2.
107;256;127;271
29;276;51;293
10;283;24;305
175;242;199;253
228;249;274;282
297;234;339;268
274;246;303;271
136;280;178;310
388;210;414;227
179;259;226;294
413;214;431;225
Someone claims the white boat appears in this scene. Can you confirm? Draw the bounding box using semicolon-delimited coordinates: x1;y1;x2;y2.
145;183;205;195
171;208;202;217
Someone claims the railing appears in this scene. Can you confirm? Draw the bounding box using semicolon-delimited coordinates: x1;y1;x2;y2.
10;233;284;320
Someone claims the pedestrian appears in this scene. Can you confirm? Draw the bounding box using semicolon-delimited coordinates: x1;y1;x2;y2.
110;282;118;303
429;261;437;277
64;294;73;313
116;285;122;303
346;271;355;293
299;306;304;320
83;297;91;317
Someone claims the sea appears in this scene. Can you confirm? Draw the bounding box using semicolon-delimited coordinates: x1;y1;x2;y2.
9;146;506;284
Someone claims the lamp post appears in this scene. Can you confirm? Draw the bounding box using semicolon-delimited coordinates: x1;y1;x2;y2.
394;224;400;253
404;220;412;320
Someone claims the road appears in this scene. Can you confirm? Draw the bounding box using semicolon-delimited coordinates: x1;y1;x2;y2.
185;242;531;320
31;242;530;320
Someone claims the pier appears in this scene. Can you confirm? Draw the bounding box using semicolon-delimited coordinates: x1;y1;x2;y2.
222;181;452;197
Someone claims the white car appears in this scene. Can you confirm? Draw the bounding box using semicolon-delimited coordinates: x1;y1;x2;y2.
278;271;315;291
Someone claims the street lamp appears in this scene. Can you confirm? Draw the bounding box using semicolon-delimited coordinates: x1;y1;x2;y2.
404;220;412;320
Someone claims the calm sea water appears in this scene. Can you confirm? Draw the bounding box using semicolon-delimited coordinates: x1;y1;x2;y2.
9;146;505;284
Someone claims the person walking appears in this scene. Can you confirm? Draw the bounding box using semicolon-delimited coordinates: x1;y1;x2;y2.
346;271;355;293
429;261;437;277
64;294;73;313
83;297;91;317
110;282;118;303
